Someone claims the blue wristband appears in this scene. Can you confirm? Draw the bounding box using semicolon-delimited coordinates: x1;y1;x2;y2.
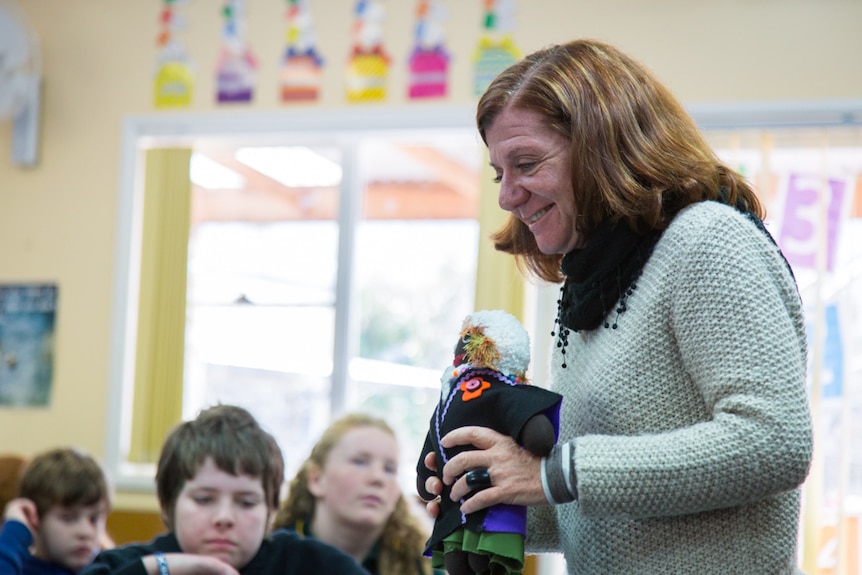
154;552;169;575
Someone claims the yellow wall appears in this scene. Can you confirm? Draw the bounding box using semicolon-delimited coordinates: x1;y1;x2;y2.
0;0;860;507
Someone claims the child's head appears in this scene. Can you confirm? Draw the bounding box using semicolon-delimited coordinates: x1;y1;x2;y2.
19;448;111;572
274;413;432;575
276;413;402;531
155;404;284;569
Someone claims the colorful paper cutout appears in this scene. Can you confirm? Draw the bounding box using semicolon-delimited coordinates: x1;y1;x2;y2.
409;47;448;99
280;0;324;103
281;51;324;102
473;0;521;96
473;36;520;97
154;61;195;108
216;0;258;103
346;48;390;102
153;0;194;108
346;0;390;102
408;0;449;99
216;49;257;103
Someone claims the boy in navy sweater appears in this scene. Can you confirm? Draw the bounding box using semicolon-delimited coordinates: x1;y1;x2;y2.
82;404;366;575
0;448;111;574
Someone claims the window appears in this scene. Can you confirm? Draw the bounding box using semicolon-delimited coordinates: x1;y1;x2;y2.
106;107;484;494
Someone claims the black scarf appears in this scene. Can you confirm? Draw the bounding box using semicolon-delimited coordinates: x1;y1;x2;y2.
557;220;662;333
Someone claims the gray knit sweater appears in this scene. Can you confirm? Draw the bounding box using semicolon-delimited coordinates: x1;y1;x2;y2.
531;201;813;574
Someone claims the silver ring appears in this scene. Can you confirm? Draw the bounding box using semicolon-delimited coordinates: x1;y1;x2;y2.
464;467;492;491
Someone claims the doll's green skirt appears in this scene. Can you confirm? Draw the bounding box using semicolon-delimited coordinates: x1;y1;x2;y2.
431;528;524;575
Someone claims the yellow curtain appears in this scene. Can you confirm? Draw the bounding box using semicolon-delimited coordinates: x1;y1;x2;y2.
128;148;192;463
473;156;525;319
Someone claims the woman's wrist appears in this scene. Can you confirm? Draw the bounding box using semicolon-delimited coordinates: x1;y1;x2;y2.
541;442;578;504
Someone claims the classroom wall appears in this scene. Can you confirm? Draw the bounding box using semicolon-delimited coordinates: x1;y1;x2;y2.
0;0;860;513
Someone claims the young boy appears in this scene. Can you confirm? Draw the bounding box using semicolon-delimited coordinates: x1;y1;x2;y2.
0;447;112;574
82;404;368;575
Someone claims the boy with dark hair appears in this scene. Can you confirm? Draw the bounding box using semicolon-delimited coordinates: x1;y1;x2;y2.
82;404;368;575
0;447;111;574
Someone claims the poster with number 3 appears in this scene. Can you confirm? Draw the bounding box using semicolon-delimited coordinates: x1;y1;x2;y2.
771;171;855;273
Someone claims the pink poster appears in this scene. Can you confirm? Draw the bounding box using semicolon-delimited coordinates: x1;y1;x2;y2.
773;172;854;272
408;0;449;99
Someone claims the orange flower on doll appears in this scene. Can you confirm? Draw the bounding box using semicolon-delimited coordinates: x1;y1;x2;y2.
460;377;490;401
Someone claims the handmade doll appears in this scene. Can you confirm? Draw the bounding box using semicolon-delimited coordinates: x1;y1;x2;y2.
416;310;563;575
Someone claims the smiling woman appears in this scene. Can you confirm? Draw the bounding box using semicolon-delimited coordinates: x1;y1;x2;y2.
418;39;816;575
487;106;581;255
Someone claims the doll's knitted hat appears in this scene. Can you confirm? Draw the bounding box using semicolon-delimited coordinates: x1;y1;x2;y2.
458;309;530;380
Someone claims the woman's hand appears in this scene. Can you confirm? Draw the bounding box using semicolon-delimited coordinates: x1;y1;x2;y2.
440;426;547;515
420;451;443;518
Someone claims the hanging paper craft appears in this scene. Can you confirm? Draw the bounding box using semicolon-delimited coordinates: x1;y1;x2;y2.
473;0;521;96
216;0;258;103
280;0;324;103
153;0;194;108
346;0;391;102
408;0;449;99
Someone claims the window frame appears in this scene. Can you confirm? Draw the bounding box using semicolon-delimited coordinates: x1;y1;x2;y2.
106;106;479;492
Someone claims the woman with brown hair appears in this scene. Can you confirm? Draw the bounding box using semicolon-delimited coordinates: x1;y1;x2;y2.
421;39;813;574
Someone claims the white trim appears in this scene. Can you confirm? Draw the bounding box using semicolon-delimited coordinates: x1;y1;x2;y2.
330;136;360;416
687;99;862;129
115;105;477;141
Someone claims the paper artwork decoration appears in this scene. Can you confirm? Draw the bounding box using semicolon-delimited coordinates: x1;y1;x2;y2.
0;284;57;407
346;0;391;102
820;304;843;399
154;0;194;108
408;0;450;99
771;172;855;273
473;0;521;97
280;0;324;103
216;0;258;103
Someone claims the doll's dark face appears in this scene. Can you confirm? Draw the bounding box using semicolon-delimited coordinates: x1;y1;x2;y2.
453;335;469;366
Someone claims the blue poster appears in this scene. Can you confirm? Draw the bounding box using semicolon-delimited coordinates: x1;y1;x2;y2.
822;303;843;398
0;284;57;407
